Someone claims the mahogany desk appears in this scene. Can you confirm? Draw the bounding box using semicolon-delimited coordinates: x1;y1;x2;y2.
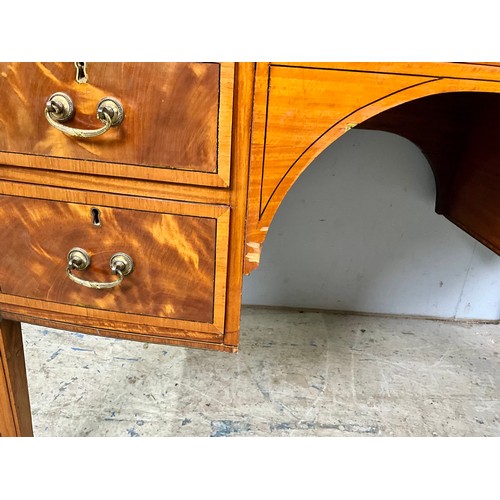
0;62;499;436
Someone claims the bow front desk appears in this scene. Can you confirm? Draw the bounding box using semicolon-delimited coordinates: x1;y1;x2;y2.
0;62;499;436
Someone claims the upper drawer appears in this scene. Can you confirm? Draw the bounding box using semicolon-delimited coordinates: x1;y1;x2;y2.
0;62;234;187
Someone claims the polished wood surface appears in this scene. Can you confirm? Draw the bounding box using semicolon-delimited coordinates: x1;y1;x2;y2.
244;62;500;273
0;319;33;437
0;195;216;323
1;61;500;435
0;62;234;187
222;62;256;347
0;181;230;341
0;61;499;350
0;165;232;205
273;62;500;80
446;98;500;252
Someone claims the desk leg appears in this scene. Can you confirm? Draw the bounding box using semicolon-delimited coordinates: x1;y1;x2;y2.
0;318;33;437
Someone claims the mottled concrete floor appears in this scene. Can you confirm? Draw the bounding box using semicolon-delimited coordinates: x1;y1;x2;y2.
21;307;500;437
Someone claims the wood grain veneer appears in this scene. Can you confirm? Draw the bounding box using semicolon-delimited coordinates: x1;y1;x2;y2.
1;61;500;436
0;181;230;338
244;62;500;272
0;319;33;437
0;62;234;187
0;195;217;323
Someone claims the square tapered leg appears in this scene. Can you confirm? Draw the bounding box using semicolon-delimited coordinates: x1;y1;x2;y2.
0;319;33;437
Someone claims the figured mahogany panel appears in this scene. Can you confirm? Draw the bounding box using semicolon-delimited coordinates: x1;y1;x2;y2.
0;195;217;324
0;63;234;186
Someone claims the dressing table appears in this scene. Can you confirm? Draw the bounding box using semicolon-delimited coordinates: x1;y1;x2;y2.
1;62;499;436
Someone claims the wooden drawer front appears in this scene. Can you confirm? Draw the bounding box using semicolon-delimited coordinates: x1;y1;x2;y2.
0;63;234;187
0;194;229;328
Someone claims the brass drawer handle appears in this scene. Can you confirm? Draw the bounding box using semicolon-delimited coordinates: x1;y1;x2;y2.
45;92;124;139
66;248;134;289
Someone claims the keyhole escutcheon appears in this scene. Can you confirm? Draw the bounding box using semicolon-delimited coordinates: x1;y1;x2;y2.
75;62;88;83
91;207;101;226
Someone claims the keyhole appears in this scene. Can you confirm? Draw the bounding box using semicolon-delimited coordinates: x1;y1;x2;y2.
91;207;101;226
75;62;88;83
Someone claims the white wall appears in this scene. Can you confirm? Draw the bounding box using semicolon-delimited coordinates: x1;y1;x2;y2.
242;130;500;320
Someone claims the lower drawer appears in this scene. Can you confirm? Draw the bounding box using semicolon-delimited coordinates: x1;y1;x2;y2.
0;189;230;342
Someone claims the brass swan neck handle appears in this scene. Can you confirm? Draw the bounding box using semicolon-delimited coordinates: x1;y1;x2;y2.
45;92;124;139
66;248;134;290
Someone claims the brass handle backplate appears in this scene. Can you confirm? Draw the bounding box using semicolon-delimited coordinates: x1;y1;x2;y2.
66;248;134;289
45;93;124;139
